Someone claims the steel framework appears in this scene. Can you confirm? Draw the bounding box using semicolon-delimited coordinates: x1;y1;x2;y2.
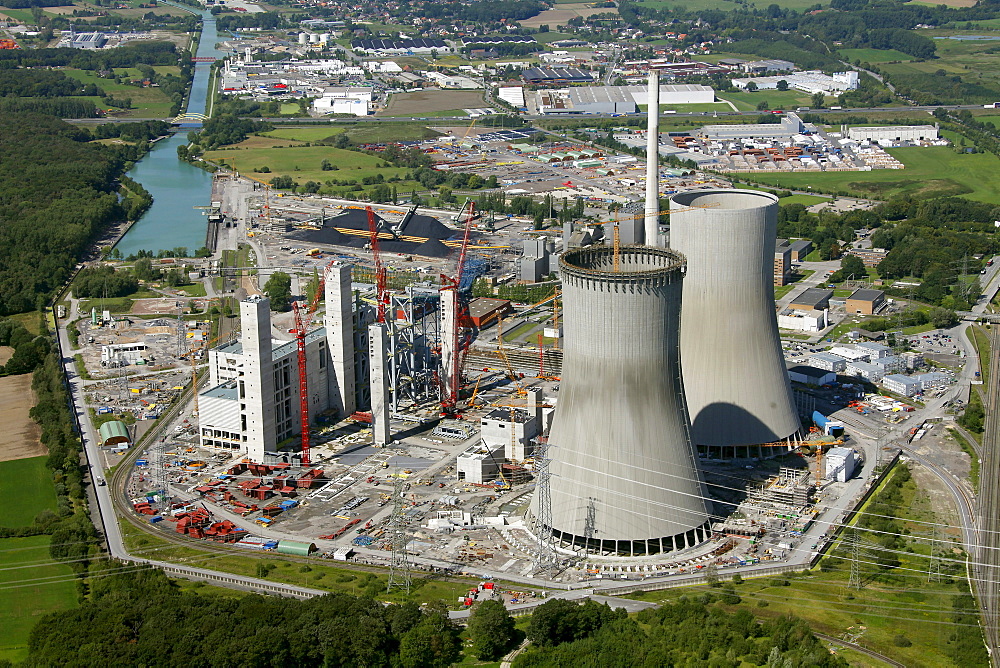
386;474;412;593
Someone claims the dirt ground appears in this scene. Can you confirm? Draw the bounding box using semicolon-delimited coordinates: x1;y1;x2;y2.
0;374;44;463
379;90;487;116
131;298;207;316
521;4;619;28
0;346;12;366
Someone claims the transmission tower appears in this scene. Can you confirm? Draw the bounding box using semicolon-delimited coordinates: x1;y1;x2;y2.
847;529;863;591
386;473;412;593
533;437;556;574
928;525;942;583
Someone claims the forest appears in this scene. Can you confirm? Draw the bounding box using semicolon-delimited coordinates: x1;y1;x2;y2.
17;567;843;668
0;41;183;69
0;112;140;315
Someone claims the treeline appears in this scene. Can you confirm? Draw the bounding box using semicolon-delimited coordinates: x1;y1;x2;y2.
27;568;464;666
215;11;281;30
419;0;544;23
0;69;102;98
0;318;50;377
187;114;273;150
0;96;98;118
0;41;182;69
23;567;844;667
72;265;139;299
89;119;171;143
514;597;844;667
0;112;137;315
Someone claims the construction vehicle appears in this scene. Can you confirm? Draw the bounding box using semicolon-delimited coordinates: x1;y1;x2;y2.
439;200;478;416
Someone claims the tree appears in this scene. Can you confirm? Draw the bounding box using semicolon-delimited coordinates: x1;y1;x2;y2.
756;100;770;111
811;91;825;109
831;254;867;282
263;271;292;312
468;600;516;660
745;81;758;93
776;80;789;91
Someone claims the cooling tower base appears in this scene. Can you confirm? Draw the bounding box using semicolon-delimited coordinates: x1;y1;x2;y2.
536;520;713;558
697;440;797;461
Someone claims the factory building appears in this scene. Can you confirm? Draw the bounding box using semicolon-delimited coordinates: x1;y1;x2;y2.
198;266;361;462
777;308;827;332
787;365;836;387
670;190;801;457
72;32;107;49
531;246;710;556
624;84;715;105
846;289;886;315
699;113;805;141
847;125;939;143
788;288;832;312
825;447;856;482
732;71;859;94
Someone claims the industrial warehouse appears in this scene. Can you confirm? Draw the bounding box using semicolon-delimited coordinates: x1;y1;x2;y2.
69;72;914;592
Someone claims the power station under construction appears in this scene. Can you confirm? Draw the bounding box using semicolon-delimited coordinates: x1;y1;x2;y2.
105;79;860;581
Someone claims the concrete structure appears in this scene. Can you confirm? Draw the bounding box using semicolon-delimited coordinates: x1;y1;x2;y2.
847;248;888;267
857;341;891;359
825;447;856;482
915;371;950;390
457;442;504;484
808;352;847;373
789;239;812;261
199;284;358;460
624;84;715;105
847;125;939;143
531;246;710;556
669;190;800;454
481;405;541;463
882;373;922;397
846;289;886;315
788;288;832;312
846;361;884;382
644;70;660;247
368;323;391;445
900;350;924;370
777;308;827;332
101;342;148;365
787;365;836;387
774;240;791;286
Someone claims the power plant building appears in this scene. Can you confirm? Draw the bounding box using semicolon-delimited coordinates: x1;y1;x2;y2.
670;190;801;457
531;246;711;556
198;266;364;462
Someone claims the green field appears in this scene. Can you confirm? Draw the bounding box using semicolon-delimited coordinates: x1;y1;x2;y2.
0;457;58;529
61;68;179;117
744;146;1000;203
630;0;823;11
261;127;346;142
778;194;829;206
0;536;78;663
719;89;814;111
838;48;913;63
0;6;37;22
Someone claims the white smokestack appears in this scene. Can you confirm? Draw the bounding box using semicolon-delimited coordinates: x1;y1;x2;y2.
644;70;660;247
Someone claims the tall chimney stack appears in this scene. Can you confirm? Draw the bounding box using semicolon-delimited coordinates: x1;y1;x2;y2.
644;70;660;246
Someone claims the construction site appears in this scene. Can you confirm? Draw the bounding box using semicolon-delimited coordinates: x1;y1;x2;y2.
103;73;881;589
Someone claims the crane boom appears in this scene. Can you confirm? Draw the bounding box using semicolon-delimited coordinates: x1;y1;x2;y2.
368;206;388;323
292;300;311;465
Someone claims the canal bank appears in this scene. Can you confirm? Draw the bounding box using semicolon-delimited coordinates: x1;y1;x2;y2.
115;8;227;257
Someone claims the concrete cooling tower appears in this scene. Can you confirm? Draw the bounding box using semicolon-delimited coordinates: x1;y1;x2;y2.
669;190;800;457
531;246;711;556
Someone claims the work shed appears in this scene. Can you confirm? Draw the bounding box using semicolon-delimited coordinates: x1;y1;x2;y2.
99;420;131;448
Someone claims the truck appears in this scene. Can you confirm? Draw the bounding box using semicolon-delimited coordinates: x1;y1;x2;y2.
985;102;1000;108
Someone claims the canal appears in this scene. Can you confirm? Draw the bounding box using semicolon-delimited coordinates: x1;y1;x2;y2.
115;8;226;257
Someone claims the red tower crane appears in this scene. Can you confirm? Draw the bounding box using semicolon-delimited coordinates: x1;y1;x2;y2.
439;200;477;416
291;300;312;465
367;206;389;323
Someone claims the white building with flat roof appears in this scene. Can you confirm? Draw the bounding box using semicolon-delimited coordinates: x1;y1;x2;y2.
825;447;856;482
882;374;922;397
847;125;939;143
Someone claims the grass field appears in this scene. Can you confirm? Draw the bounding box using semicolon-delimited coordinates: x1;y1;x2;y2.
720;89;814;111
203;143;422;196
379;90;486;117
0;457;57;527
0;536;78;663
778;194;830;206
631;0;823;11
625;465;975;666
61;68;178;117
838;48;913;63
743;146;1000;203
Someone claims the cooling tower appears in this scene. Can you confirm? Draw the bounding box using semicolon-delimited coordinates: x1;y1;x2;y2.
530;246;711;556
669;190;800;454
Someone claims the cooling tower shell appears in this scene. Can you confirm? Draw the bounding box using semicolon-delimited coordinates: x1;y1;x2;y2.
531;246;711;556
669;190;799;449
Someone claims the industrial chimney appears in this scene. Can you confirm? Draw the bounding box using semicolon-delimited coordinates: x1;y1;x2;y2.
644;70;660;246
530;246;711;556
669;190;800;458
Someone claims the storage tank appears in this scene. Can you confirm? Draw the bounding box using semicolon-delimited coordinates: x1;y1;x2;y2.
319;33;331;43
669;190;800;457
310;33;320;43
298;32;309;45
530;246;711;556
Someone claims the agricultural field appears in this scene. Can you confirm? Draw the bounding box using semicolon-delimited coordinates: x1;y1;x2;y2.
838;48;914;63
0;536;78;663
61;68;180;118
520;3;618;29
745;146;1000;203
0;374;44;463
379;90;487;117
0;457;58;524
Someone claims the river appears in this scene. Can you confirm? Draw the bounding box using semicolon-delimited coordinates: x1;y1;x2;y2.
115;8;226;257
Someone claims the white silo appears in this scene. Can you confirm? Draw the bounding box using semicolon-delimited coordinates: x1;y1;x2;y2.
669;190;800;458
310;33;320;44
530;246;711;556
319;33;331;44
298;32;309;45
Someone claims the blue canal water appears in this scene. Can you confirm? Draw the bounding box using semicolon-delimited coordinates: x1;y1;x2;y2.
115;10;227;256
